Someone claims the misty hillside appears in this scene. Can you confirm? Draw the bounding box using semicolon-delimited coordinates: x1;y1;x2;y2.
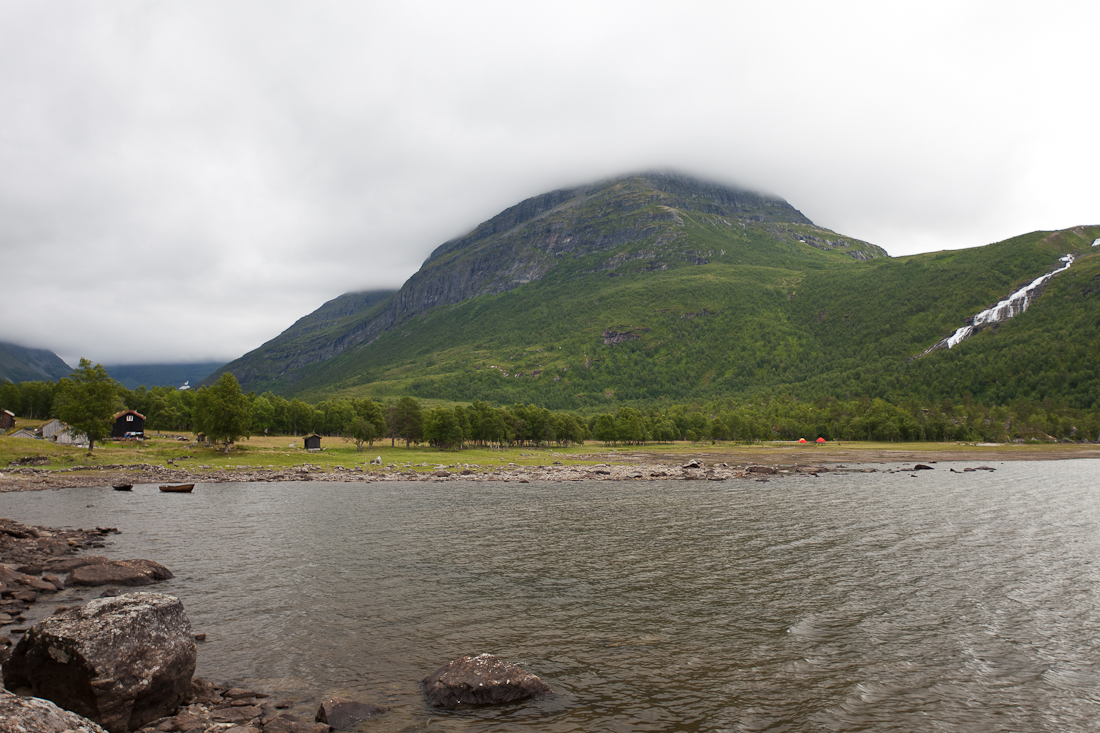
104;362;225;390
0;341;71;384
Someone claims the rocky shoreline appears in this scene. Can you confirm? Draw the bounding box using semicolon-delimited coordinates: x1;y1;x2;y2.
0;517;387;733
0;519;122;650
0;457;839;492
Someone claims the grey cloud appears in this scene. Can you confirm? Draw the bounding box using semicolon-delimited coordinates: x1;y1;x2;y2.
1;1;1096;367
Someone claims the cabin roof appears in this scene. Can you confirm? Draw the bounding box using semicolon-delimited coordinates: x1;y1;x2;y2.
112;410;146;420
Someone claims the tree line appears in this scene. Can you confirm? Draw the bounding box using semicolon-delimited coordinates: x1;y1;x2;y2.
3;361;1098;451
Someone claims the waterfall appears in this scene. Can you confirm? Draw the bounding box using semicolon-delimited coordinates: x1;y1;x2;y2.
917;254;1074;357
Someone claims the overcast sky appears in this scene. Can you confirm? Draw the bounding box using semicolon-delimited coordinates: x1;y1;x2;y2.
2;1;1096;368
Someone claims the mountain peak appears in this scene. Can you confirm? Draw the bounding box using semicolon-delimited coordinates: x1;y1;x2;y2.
425;170;810;267
210;171;884;391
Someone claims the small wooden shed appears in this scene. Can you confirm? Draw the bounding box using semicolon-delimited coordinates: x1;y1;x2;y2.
111;410;146;439
0;409;14;431
56;428;88;447
303;434;322;451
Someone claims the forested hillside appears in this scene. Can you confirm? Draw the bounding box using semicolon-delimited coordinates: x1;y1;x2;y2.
279;222;1100;412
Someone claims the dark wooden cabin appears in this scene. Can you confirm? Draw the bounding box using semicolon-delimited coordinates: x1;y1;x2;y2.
303;434;322;451
111;410;146;439
0;409;14;431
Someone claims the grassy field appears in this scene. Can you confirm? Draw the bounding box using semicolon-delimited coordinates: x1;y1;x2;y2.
3;425;1099;480
0;430;610;474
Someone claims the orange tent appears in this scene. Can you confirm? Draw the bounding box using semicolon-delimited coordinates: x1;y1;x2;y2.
798;438;807;443
816;437;826;443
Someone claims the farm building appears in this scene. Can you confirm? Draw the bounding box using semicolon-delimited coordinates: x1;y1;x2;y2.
303;434;322;451
111;410;146;439
56;428;88;447
8;428;37;439
40;419;67;440
0;409;14;431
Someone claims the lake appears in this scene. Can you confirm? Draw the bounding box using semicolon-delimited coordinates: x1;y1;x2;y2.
3;459;1099;731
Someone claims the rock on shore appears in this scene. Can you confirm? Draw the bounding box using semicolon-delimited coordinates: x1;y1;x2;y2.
3;593;197;733
1;519;175;651
0;689;109;733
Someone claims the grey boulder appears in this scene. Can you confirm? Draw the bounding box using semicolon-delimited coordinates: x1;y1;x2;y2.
314;698;387;729
0;689;109;733
420;653;551;709
2;592;196;733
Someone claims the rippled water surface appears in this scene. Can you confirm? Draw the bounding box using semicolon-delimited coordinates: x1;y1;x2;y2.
3;460;1100;731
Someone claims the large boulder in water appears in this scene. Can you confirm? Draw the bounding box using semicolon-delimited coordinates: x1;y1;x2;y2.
420;653;551;709
2;592;196;733
0;689;108;733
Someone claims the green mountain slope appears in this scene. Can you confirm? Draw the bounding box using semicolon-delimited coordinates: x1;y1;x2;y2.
287;225;1098;410
0;341;72;383
211;171;1099;412
210;172;884;393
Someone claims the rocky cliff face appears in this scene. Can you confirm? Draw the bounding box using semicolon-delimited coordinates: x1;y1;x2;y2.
209;172;883;391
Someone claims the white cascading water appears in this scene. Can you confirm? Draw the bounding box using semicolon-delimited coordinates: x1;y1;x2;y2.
918;254;1075;357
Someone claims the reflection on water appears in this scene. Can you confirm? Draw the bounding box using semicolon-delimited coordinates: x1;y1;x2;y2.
3;460;1100;731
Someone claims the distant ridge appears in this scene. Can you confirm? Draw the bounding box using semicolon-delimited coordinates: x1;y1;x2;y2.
0;341;72;383
105;362;225;390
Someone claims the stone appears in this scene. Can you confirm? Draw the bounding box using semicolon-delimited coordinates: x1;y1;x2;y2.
19;575;60;593
263;716;331;733
745;464;778;475
420;653;552;709
46;557;110;573
148;712;206;731
913;464;934;471
314;698;387;728
0;689;109;733
0;564;25;585
211;705;263;723
65;560;174;588
2;592;197;733
186;677;221;705
35;538;71;556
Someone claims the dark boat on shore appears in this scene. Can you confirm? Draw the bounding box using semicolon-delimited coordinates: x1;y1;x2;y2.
112;483;133;491
159;484;194;493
